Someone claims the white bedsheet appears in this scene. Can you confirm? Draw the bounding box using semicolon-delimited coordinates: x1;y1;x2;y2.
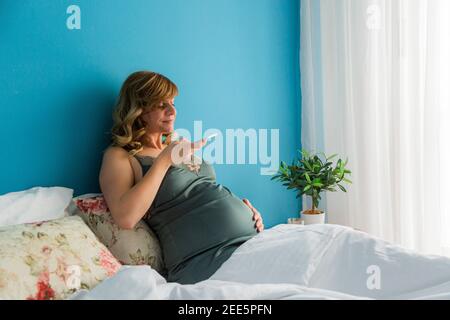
69;224;450;300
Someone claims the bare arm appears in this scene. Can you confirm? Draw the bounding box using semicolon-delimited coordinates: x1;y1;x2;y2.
99;147;171;229
99;138;207;229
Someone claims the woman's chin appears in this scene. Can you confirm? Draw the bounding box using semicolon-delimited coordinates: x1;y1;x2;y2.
161;123;174;133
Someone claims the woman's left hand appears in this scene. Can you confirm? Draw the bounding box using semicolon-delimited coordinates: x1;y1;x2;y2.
242;198;264;233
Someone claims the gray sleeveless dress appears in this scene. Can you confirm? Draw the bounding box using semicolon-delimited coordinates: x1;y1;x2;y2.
134;155;257;284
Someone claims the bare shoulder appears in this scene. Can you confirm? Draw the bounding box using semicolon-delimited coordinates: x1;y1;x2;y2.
99;146;134;194
102;146;130;162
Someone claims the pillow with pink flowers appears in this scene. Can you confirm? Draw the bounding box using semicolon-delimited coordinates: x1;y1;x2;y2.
0;215;121;300
69;194;165;275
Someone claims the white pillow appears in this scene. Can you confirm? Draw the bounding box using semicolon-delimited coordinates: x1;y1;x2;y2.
0;186;74;227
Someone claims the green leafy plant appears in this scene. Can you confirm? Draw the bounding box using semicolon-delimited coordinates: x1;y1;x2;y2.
271;149;352;214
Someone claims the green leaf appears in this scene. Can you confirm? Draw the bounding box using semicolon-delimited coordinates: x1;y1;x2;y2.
337;184;347;192
343;157;349;166
300;149;310;159
303;185;311;192
304;161;313;171
326;153;338;161
305;172;311;183
312;182;324;187
324;162;333;167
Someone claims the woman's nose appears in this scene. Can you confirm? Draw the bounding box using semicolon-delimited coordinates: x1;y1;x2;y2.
166;104;176;116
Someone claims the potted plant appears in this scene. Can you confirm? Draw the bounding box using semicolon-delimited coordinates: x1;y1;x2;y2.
271;149;352;225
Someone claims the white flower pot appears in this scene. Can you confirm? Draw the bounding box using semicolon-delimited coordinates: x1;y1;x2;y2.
301;210;325;225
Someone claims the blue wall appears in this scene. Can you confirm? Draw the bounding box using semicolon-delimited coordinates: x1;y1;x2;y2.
0;0;300;227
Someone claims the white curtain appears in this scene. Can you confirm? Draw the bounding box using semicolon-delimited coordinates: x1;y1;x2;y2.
300;0;450;256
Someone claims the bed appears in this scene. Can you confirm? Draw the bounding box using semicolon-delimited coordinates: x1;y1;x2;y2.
68;223;450;300
1;187;450;300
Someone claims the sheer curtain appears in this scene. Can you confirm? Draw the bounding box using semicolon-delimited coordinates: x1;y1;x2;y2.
300;0;450;256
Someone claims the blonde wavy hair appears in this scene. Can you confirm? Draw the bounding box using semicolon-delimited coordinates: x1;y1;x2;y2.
109;71;178;156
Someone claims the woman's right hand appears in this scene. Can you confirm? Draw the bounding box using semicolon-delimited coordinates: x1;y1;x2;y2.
157;137;208;166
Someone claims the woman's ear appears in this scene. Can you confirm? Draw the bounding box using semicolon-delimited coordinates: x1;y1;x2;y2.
138;109;148;126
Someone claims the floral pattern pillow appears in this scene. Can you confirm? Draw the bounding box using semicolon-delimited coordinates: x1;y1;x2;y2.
72;195;165;275
0;216;121;300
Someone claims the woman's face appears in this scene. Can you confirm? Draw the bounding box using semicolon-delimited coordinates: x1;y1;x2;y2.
141;97;177;134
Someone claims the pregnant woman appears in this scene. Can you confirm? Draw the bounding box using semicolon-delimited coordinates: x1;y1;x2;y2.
99;71;264;284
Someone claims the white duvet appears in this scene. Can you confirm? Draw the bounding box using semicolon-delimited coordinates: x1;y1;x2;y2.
69;224;450;300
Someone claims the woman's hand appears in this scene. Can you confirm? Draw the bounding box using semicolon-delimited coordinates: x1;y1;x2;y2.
242;198;264;233
157;137;207;166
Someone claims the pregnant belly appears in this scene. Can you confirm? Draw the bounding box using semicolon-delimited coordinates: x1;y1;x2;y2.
153;193;258;270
